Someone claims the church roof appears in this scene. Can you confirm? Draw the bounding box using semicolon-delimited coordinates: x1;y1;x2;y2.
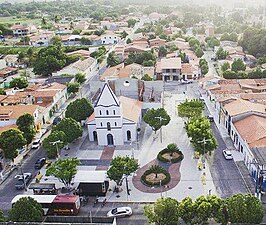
119;96;143;123
95;83;119;107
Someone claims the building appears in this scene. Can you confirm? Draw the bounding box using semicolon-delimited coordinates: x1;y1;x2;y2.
156;58;182;81
149;37;166;48
101;33;120;45
87;83;143;145
11;24;37;37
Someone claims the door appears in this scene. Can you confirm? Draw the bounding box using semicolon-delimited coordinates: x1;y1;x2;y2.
107;134;114;145
93;131;98;142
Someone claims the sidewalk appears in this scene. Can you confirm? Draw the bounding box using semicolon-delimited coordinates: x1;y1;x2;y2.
199;87;254;194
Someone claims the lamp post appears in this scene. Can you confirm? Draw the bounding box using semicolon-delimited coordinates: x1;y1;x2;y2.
130;141;134;159
155;116;167;143
159;179;162;198
197;138;211;168
50;140;62;158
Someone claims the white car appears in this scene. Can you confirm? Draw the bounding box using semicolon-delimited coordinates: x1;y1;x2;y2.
107;207;132;218
222;149;233;160
181;79;193;84
32;139;41;149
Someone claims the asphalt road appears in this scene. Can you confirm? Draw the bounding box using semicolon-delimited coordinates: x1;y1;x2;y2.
0;147;46;213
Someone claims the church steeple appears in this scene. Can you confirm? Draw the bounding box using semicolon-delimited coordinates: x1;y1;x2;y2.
95;83;119;107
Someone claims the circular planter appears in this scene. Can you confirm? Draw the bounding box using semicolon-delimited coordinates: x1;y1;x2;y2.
157;148;184;163
141;167;170;187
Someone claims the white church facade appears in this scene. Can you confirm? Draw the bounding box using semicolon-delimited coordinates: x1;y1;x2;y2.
87;83;143;146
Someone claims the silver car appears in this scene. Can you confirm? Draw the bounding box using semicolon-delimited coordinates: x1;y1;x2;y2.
222;150;233;160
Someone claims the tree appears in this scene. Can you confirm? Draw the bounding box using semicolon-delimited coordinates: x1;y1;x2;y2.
120;31;128;39
178;197;195;224
221;62;230;72
186;117;217;155
75;73;86;84
107;156;139;188
141;74;153;81
231;59;246;72
195;46;204;58
127;18;137;28
32;44;68;76
50;35;62;45
53;118;82;143
158;46;167;57
0;88;6;95
67;82;80;94
8;197;42;222
144;197;179;225
0;129;26;161
46;158;80;188
216;47;228;60
65;98;94;123
16;113;36;145
126;38;132;44
178;99;204;120
80;37;92;45
223;70;238;79
43;131;67;159
143;108;170;133
206;37;220;49
201;64;209;75
0;209;5;222
9;77;28;89
193;196;213;224
223;194;264;224
107;51;120;67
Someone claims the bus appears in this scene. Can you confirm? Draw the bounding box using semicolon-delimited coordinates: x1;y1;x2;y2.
11;194;80;215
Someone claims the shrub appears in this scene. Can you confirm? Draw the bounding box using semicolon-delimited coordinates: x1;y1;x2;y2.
141;165;170;186
157;144;184;163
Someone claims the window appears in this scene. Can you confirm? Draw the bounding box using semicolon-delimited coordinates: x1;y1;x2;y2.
113;110;115;115
107;122;111;131
127;130;131;141
166;69;170;73
99;110;102;115
100;122;103;127
172;69;177;73
115;122;117;126
106;110;109;115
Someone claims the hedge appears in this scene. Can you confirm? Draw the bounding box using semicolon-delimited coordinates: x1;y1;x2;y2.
141;167;171;187
157;148;184;163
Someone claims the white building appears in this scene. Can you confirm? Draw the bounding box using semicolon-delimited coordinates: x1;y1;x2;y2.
87;83;143;146
101;34;121;45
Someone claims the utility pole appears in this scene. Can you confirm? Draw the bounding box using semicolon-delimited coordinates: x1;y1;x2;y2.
50;140;62;158
197;138;211;168
155;116;167;143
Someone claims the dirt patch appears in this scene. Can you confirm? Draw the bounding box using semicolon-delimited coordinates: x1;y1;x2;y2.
145;173;166;184
162;152;180;161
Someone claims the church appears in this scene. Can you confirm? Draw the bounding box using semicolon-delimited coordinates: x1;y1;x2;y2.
87;83;143;146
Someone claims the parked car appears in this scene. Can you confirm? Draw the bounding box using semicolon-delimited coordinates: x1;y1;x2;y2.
199;97;205;102
32;139;41;150
207;115;214;122
15;173;32;190
181;79;193;84
34;157;46;169
222;149;233;160
107;207;132;218
52;117;61;125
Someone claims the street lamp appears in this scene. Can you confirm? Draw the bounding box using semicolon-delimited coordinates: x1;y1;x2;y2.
130;141;134;159
155;116;167;143
197;138;211;168
50;140;63;158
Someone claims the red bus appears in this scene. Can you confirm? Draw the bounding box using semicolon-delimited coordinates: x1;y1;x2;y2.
11;194;81;215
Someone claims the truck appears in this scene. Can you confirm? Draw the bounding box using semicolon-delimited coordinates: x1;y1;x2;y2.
73;170;109;197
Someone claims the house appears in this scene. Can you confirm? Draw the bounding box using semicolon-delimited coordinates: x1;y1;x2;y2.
87;83;143;145
155;58;182;81
114;45;125;61
124;45;148;59
205;25;215;37
11;24;37;37
132;37;149;48
66;50;91;59
181;63;201;80
101;33;120;45
55;24;72;35
0;105;41;130
29;31;54;47
61;35;81;46
230;115;266;188
55;57;97;78
220;99;266;135
149;37;166;48
44;76;75;85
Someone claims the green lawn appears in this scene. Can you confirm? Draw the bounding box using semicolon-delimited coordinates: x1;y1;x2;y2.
0;17;41;25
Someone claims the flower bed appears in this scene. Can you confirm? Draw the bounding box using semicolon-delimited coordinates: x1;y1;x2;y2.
141;165;170;186
157;148;184;163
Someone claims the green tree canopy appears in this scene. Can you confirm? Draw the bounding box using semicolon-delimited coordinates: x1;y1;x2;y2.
9;77;28;89
216;47;228;60
158;46;167;57
107;51;120;67
143;108;171;133
107;156;139;187
178;197;195;224
178;99;204;120
67;82;80;94
0;209;5;222
16;113;36;145
231;58;246;72
141;74;153;81
126;38;132;44
127;18;137;28
8;197;43;222
43;130;67;159
221;62;230;72
0;88;6;95
144;197;179;225
186;116;217;154
65;98;94;122
52;118;82;143
75;73;86;84
0;129;26;161
32;44;68;76
46;157;80;188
